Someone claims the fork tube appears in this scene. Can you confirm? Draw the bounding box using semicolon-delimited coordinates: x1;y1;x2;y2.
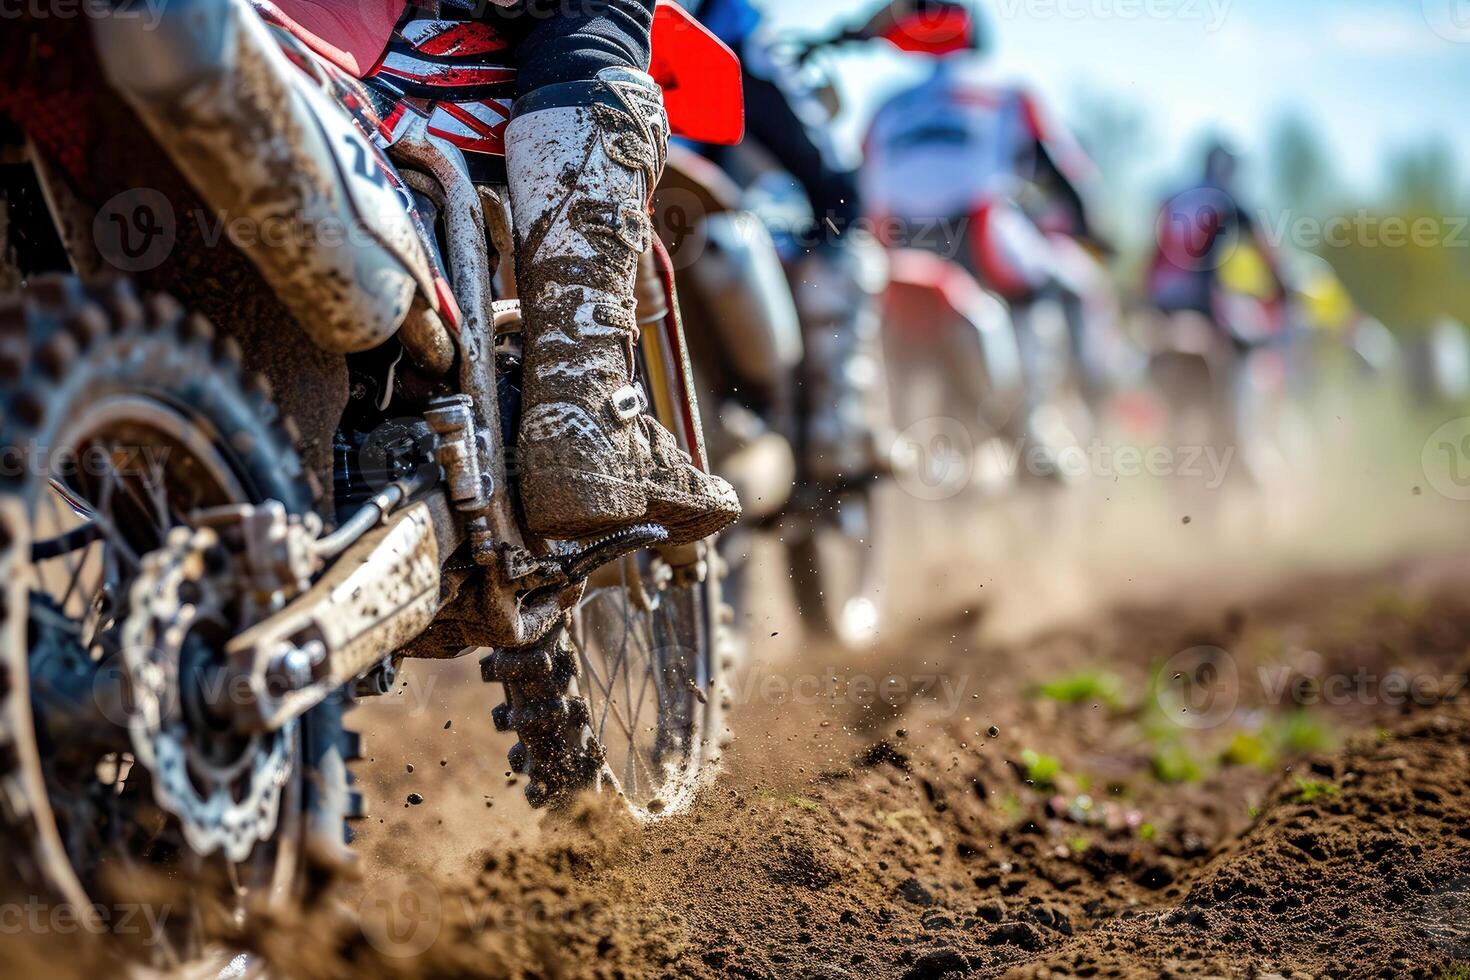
635;246;708;471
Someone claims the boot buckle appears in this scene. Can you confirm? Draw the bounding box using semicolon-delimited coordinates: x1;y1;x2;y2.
615;201;651;254
609;384;647;423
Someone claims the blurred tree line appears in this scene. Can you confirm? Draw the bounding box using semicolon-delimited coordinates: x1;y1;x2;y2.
1281;125;1470;334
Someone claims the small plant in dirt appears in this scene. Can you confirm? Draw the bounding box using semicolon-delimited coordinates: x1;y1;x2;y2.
1293;776;1340;802
1220;710;1334;770
1150;743;1204;784
1019;749;1064;790
1277;709;1334;754
1029;670;1126;710
996;794;1024;824
1221;731;1276;769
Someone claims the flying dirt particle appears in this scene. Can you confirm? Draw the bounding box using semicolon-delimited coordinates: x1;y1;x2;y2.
1412;486;1422;495
771;632;779;637
407;793;424;806
406;764;414;773
988;726;1000;738
440;759;447;767
896;728;908;738
1182;516;1192;525
443;720;452;730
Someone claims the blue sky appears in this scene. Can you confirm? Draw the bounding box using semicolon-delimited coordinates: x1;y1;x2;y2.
762;0;1470;206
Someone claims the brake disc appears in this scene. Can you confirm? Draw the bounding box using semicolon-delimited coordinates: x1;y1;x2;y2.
120;525;294;863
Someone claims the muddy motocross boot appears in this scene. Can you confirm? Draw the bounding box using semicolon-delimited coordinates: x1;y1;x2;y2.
507;68;740;544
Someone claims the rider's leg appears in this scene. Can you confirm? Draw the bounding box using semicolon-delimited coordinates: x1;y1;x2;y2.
967;198;1079;479
736;55;889;481
504;1;740;544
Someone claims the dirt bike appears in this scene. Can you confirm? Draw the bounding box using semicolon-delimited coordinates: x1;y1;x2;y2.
0;0;743;956
649;1;981;648
656;161;895;648
1142;237;1295;496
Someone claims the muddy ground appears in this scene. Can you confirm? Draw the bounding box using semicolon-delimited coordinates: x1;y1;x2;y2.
244;407;1470;980
16;382;1465;980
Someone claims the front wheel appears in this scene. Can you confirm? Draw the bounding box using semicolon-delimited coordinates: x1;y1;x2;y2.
786;486;885;649
488;545;731;820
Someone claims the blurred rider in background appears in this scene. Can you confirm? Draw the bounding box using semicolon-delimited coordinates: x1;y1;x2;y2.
1145;140;1290;342
679;0;889;483
862;1;1113;467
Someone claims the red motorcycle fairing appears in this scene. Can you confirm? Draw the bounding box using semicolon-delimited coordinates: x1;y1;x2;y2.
648;1;744;146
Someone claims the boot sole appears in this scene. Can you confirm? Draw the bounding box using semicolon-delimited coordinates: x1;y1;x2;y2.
523;467;740;546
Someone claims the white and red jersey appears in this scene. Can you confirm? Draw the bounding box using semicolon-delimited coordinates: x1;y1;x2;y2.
862;60;1094;228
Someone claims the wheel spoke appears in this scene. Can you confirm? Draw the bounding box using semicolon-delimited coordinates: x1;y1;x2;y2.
563;553;709;814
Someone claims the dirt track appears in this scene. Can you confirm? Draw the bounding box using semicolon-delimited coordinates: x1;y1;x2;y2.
237;536;1470;980
204;386;1470;980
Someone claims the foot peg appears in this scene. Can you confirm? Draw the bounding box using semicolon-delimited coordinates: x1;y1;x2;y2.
507;523;670;597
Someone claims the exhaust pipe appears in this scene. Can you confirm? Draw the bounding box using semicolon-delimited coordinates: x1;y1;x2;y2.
92;0;437;353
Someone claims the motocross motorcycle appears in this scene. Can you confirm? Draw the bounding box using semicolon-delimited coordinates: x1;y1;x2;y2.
854;7;1116;486
0;0;743;956
649;1;1001;648
649;7;948;650
1142;228;1295;496
656;157;892;649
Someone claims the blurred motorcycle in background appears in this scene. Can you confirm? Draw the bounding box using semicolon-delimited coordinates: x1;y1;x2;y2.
861;2;1127;488
1142;155;1297;502
654;1;963;649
